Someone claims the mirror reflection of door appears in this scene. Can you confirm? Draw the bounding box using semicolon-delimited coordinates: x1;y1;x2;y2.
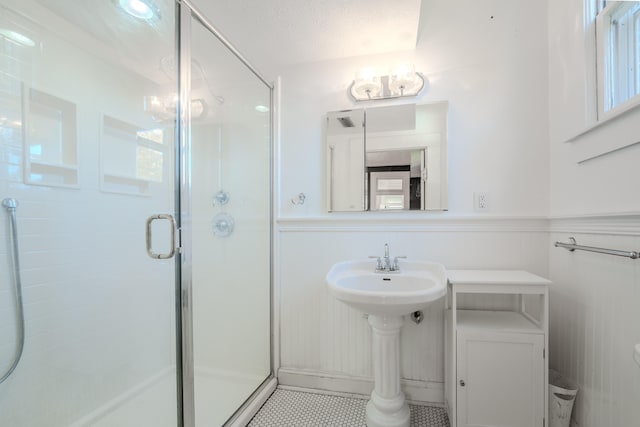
367;149;426;210
326;109;365;211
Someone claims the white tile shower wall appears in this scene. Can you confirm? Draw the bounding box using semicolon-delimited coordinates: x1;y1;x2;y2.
277;219;549;400
0;6;176;426
190;123;271;379
548;220;640;427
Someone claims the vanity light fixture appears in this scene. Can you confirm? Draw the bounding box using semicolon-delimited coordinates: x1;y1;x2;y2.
118;0;160;21
349;64;426;102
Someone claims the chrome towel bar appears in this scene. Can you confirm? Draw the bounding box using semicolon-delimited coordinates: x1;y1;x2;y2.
555;237;639;259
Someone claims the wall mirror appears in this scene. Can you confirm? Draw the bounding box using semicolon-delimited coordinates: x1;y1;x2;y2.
325;102;448;212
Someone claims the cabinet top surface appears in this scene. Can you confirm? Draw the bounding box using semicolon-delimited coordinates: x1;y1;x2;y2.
447;270;551;286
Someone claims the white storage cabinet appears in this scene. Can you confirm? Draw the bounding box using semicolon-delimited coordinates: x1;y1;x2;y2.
445;270;550;427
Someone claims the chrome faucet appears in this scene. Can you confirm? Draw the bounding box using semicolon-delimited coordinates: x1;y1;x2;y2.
382;243;391;271
369;243;406;273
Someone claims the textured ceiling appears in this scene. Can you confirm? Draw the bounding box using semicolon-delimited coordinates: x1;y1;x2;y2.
191;0;422;73
22;0;421;80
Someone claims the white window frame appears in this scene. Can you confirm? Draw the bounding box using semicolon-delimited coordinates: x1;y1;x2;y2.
595;1;640;121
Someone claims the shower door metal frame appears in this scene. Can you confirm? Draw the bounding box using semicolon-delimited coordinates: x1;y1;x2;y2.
176;2;275;426
176;3;193;426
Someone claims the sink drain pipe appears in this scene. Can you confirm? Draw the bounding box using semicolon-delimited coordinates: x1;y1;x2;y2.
410;311;424;324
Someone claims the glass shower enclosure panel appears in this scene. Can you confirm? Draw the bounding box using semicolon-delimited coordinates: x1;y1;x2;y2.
0;1;179;426
187;11;272;426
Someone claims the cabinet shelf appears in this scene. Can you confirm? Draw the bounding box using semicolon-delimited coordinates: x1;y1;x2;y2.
101;172;151;196
30;161;78;171
456;310;544;334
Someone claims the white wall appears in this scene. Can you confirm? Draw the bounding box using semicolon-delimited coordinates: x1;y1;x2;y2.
547;1;640;426
548;0;640;217
548;223;640;427
276;0;550;401
278;219;549;401
279;0;549;218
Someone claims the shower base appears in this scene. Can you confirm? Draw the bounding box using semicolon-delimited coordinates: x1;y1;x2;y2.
70;367;265;427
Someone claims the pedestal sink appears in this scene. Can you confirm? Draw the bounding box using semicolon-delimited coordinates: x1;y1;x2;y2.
326;259;447;427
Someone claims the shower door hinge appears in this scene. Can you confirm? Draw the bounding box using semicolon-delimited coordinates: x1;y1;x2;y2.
177;227;183;253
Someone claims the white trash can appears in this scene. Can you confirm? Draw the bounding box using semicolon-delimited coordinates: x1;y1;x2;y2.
549;369;578;427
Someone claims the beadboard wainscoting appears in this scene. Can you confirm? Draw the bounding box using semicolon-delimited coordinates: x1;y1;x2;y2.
548;215;640;427
276;216;549;403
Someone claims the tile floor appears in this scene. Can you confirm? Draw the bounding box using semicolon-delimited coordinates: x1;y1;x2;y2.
249;388;450;427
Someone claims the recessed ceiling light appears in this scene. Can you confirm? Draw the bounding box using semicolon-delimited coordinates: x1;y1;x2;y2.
118;0;159;21
0;29;35;47
255;105;269;113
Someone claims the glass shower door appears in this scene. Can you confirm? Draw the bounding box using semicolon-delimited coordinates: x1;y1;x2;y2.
184;9;273;427
0;1;180;426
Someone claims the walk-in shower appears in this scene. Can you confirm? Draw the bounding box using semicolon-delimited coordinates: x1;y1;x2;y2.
0;0;273;425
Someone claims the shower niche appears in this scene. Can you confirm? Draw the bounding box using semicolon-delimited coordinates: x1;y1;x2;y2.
24;88;78;188
100;115;167;196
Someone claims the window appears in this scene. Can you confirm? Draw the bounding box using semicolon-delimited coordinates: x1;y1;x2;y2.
596;1;640;118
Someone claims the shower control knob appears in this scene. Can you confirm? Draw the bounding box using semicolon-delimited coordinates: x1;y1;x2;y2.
459;379;466;387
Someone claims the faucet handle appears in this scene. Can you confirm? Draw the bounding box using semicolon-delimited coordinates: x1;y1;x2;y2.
392;256;407;270
368;256;383;270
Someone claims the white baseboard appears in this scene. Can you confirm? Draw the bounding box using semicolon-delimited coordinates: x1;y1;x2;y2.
277;368;444;404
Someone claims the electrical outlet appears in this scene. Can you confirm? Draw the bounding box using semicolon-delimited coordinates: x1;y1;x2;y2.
474;192;489;211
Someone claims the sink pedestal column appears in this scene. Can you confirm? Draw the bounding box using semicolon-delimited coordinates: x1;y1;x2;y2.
366;315;410;427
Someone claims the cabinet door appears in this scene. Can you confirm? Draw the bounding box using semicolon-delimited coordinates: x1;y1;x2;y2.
456;331;544;427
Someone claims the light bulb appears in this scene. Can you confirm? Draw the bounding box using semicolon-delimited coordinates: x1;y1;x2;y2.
353;67;382;99
0;29;35;47
118;0;158;20
389;64;419;96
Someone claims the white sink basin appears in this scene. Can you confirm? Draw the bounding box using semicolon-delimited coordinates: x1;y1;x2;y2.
326;259;447;316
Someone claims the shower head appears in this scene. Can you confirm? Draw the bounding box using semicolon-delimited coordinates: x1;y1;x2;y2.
159;56;225;106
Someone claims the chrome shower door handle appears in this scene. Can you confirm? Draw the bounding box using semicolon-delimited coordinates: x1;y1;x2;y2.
146;214;177;259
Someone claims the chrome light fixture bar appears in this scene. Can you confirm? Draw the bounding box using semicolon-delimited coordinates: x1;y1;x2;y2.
349;64;426;102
